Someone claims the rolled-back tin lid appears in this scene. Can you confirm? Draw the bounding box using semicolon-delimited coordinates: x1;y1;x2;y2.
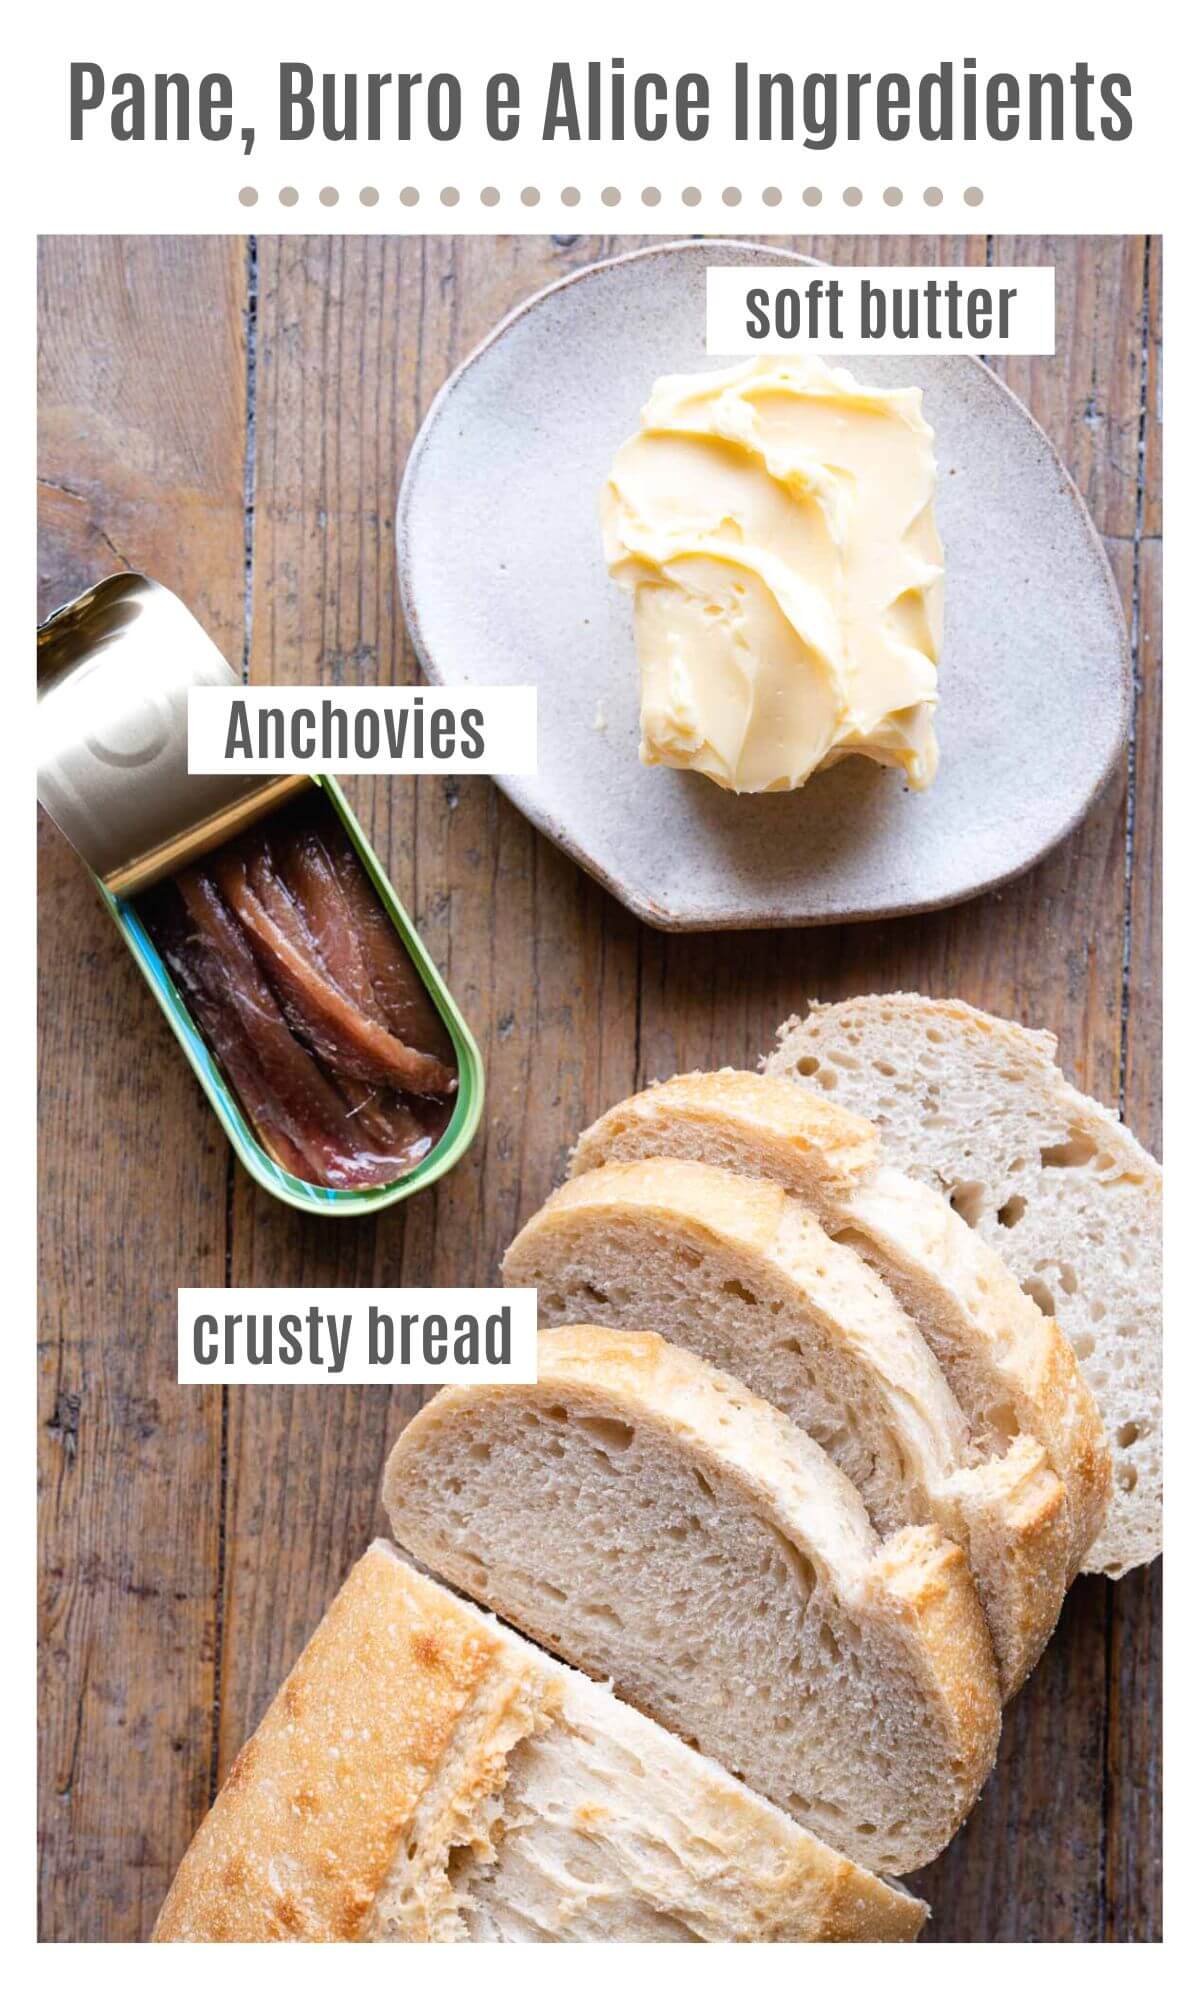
37;572;308;896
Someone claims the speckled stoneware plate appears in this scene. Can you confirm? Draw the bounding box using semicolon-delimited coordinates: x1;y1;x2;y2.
397;240;1129;931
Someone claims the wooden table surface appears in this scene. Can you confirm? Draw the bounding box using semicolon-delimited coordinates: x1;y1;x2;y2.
37;233;1161;1943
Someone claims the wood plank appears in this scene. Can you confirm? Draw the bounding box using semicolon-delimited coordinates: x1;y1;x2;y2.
992;236;1145;541
37;237;245;1941
1105;1558;1162;1939
1126;530;1163;1151
1143;239;1162;544
1106;339;1162;1932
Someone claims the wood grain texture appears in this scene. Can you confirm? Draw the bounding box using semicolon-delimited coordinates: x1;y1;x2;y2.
37;236;245;1942
37;232;1161;1942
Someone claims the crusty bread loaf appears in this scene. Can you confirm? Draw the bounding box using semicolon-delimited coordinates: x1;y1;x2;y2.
505;1157;1070;1696
383;1326;1001;1875
767;995;1160;1576
153;1543;926;1942
571;1071;1109;1582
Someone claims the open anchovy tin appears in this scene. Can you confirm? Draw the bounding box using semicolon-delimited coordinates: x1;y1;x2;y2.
37;573;483;1216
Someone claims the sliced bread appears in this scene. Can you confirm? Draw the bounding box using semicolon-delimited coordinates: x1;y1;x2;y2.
154;1544;925;1942
571;1070;1109;1580
767;995;1161;1576
505;1157;1070;1696
383;1325;1002;1875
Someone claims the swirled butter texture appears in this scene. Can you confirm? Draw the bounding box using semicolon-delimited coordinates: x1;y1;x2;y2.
601;357;944;794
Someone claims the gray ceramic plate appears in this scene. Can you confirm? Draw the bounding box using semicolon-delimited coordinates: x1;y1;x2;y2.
397;241;1129;931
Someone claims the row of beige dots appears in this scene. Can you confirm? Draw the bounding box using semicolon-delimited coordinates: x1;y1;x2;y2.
240;184;984;210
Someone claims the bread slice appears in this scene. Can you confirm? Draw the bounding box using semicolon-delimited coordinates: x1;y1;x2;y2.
505;1157;1070;1696
153;1543;926;1942
767;995;1161;1576
572;1070;1109;1583
383;1325;1001;1875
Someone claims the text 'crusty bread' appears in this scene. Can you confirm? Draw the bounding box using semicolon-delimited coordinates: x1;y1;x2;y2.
506;1154;1071;1696
152;1545;926;1942
383;1326;1001;1875
767;995;1160;1576
570;1070;1109;1584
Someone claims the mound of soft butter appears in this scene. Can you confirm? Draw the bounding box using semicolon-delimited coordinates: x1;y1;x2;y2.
601;356;944;794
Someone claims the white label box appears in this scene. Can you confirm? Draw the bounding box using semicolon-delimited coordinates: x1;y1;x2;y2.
178;1287;539;1384
706;265;1056;356
188;684;538;775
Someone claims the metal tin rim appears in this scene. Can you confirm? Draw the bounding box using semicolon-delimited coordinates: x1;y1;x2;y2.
108;773;483;1217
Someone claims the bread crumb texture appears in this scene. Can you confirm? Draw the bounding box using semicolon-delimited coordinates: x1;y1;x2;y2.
384;1326;999;1876
768;994;1160;1575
